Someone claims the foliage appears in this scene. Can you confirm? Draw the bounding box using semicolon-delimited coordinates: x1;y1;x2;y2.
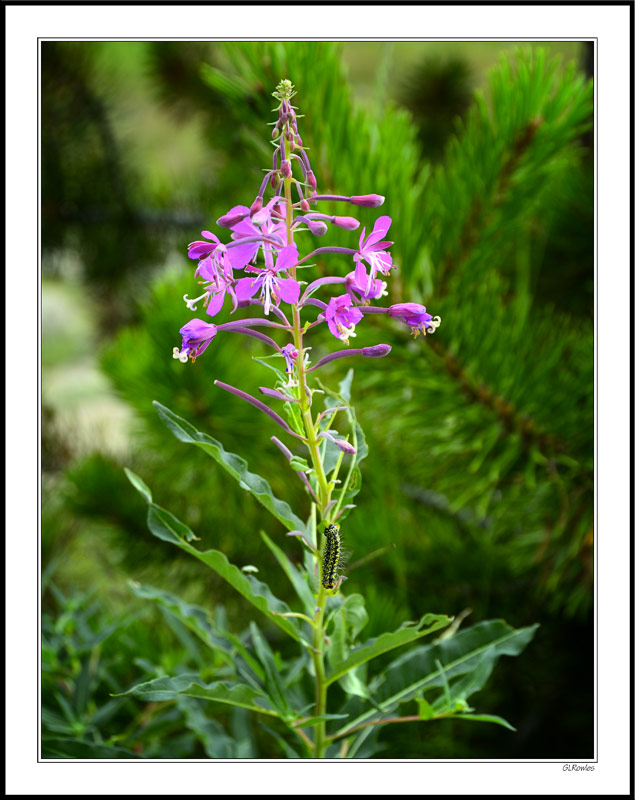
120;401;536;758
42;41;594;759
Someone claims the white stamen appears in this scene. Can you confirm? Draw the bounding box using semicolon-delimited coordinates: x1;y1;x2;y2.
183;292;208;311
337;322;357;343
172;346;189;363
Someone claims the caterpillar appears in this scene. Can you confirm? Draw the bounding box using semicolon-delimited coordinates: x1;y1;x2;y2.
321;523;342;591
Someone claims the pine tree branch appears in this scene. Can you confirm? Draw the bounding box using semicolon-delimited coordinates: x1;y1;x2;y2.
426;335;566;458
436;116;543;295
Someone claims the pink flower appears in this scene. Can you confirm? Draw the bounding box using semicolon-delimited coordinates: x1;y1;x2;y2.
173;319;217;363
389;303;441;337
345;269;388;304
353;216;394;291
323;294;364;343
234;244;301;315
226;202;288;269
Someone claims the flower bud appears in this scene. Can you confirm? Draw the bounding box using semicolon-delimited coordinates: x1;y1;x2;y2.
281;160;292;178
285;128;293;141
332;439;357;455
250;196;263;216
217;209;249;228
300;199;311;212
296;134;303;147
307;219;328;236
307;170;317;190
362;344;392;358
272;126;280;139
351;194;385;208
332;216;360;231
270;173;280;190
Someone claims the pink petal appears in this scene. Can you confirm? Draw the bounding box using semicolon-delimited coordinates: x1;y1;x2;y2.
188;241;214;260
226;204;251;219
228;241;260;269
195;255;216;281
231;218;259;239
234;276;261;302
205;289;226;317
365;216;392;247
327;317;341;339
368;239;394;252
354;261;369;289
275;277;301;305
274;244;299;273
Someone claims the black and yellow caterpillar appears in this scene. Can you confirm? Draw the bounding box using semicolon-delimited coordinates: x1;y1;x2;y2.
321;523;341;590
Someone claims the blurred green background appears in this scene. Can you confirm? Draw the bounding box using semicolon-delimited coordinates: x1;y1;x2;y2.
41;40;594;759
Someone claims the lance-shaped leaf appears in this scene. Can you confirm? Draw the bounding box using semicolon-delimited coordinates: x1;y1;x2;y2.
260;531;315;613
152;402;307;533
116;674;279;717
325;613;452;686
249;622;292;718
128;581;233;660
332;619;538;737
42;739;142;759
453;713;516;731
125;470;304;644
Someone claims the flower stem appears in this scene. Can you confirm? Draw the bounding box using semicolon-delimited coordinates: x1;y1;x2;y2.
284;132;330;759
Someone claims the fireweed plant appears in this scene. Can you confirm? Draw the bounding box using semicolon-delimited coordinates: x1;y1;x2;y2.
124;80;537;759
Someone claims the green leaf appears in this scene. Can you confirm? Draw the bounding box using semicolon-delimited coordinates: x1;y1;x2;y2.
153;402;306;533
123;467;152;504
453;713;516;731
117;674;279;717
41;738;141;759
258;722;301;758
283;400;305;437
340;593;369;640
252;356;287;383
177;696;238;758
289;456;311;472
417;696;435;720
128;581;233;659
126;471;304;644
260;531;315;613
325;613;452;686
336;368;354;403
249;622;291;717
333;620;538;737
339;665;373;701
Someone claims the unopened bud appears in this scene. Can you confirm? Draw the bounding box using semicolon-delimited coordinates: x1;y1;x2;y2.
281;160;292;178
217;210;248;228
333;216;360;231
250;197;263;216
296;134;303;147
362;344;392;358
300;199;311;212
270;173;280;190
307;220;328;236
285;128;293;141
351;194;385;208
272;126;280;139
307;170;317;191
332;439;357;455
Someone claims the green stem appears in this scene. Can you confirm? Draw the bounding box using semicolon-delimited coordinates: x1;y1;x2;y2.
283;138;330;758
